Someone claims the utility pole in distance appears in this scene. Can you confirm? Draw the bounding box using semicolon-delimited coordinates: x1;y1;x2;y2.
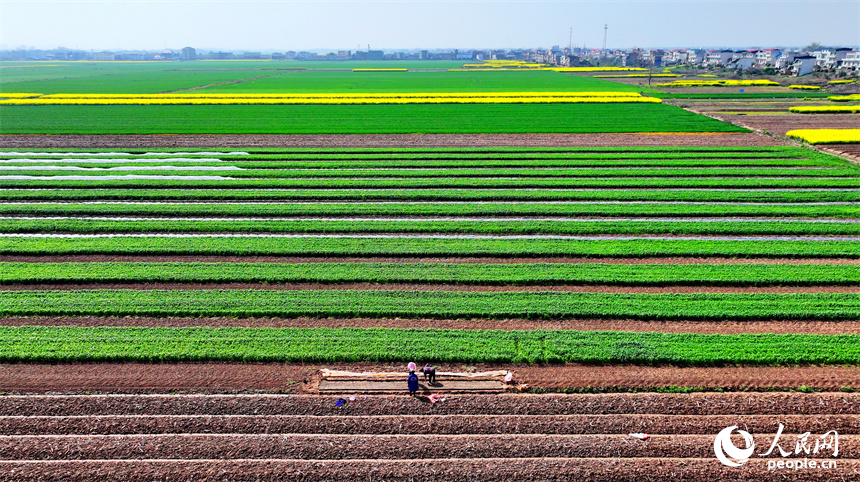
569;27;573;53
603;24;608;51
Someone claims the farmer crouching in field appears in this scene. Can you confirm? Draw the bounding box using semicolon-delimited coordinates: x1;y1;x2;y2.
422;364;437;385
407;369;419;396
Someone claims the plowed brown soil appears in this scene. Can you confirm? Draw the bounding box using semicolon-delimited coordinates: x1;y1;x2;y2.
2;458;857;482
2;413;855;436
707;113;860;136
0;133;783;148
2;392;859;416
2;363;860;393
2;433;856;460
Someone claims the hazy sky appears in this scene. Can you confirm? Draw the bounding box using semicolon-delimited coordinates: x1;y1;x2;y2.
1;0;858;51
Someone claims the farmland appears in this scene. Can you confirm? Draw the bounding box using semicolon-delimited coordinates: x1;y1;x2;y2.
2;60;860;480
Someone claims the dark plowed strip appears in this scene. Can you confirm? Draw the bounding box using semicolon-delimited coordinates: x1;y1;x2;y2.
0;133;783;148
5;316;860;334
1;414;854;436
4;255;860;264
4;283;860;293
0;458;854;482
2;367;860;396
1;433;855;460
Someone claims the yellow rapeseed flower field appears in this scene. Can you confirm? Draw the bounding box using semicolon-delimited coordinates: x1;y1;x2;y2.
655;80;779;87
828;94;860;102
789;105;860;114
786;129;860;144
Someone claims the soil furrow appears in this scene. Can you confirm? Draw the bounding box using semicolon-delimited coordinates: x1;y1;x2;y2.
0;458;854;481
0;414;854;436
0;433;854;461
0;393;858;417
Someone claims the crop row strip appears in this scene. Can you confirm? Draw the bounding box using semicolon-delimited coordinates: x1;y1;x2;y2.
3;262;857;286
4;167;853;178
5;219;860;236
2;202;856;218
2;237;856;258
1;189;856;203
0;158;841;168
3;178;858;190
0;325;857;364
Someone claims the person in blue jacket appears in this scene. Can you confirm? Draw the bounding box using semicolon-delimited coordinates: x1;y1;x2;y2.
407;370;419;396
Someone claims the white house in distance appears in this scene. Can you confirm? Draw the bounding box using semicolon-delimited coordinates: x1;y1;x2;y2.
842;51;860;71
705;49;734;66
755;49;781;67
791;55;818;76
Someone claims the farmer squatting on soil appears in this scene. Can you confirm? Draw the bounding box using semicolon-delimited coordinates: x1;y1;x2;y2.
407;362;437;395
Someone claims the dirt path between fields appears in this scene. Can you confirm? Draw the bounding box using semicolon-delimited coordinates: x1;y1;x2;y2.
3;282;859;293
0;133;785;148
5;316;860;334
1;362;859;393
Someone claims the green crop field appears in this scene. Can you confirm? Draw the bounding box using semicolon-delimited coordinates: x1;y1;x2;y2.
2;289;860;320
4;237;859;258
2;188;856;203
3;201;857;218
4;262;857;286
3;138;860;375
0;102;746;134
5;218;859;236
0;326;857;366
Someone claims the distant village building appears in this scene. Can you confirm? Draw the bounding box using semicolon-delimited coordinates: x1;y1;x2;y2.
705;49;734;66
210;51;235;60
841;51;860;71
791;56;818;76
755;49;781;66
180;47;196;61
92;51;115;61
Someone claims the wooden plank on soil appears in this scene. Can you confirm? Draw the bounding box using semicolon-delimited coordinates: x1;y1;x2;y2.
318;379;506;393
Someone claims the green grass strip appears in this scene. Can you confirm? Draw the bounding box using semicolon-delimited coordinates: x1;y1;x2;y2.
5;262;858;286
2;189;857;203
1;290;859;321
3;202;857;219
0;103;748;135
0;326;857;365
1;237;857;258
2;177;858;190
7;218;860;236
